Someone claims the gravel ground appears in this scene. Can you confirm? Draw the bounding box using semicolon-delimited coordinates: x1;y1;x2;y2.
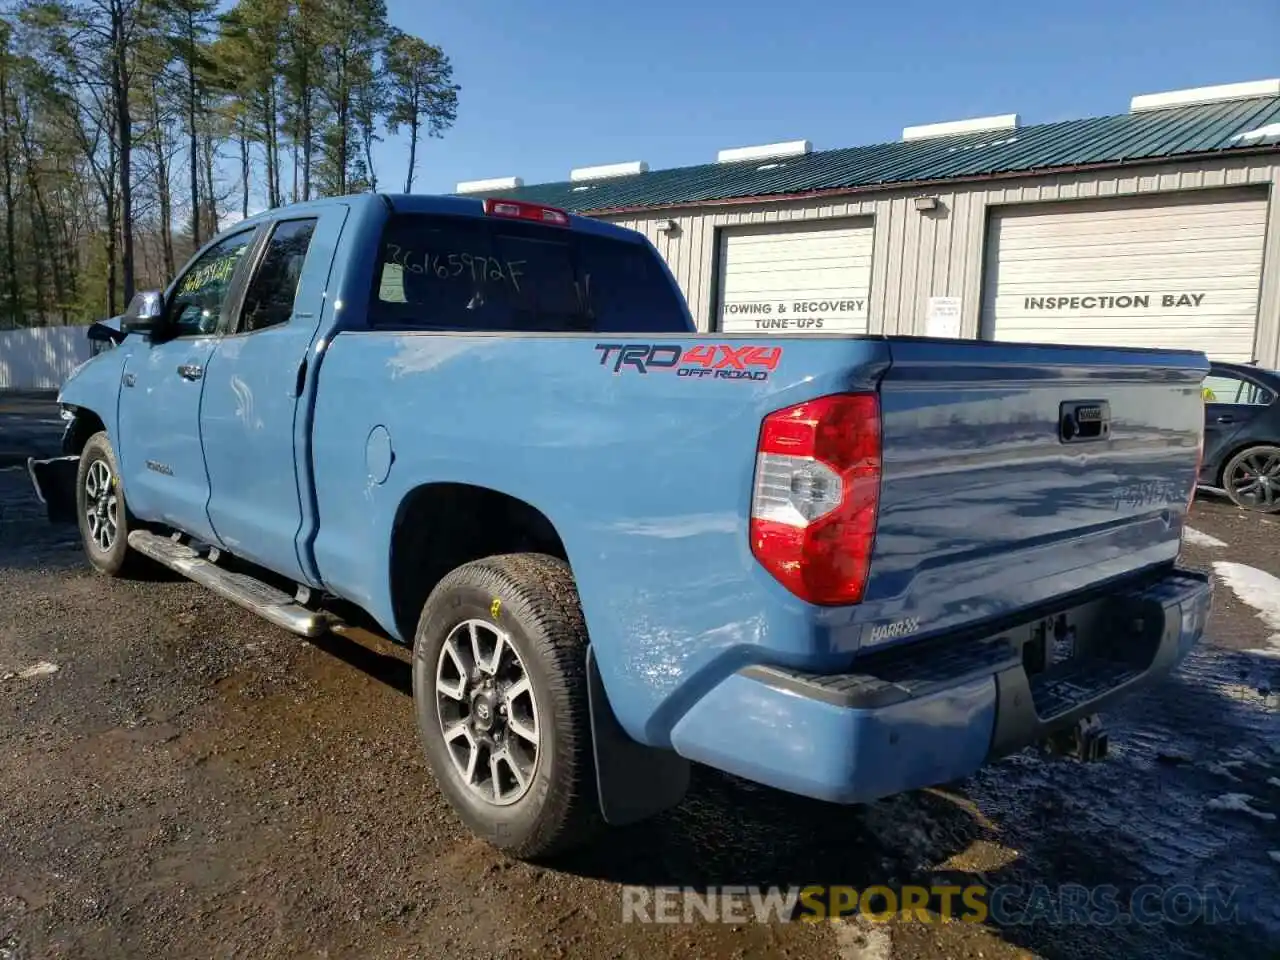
1;402;1278;959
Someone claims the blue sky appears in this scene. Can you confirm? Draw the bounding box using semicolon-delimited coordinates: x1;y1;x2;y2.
367;0;1279;196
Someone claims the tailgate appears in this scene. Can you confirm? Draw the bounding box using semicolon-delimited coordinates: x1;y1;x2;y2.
860;338;1206;649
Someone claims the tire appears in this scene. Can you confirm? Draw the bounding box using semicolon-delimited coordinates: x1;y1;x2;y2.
412;553;602;859
75;431;145;577
1221;444;1280;514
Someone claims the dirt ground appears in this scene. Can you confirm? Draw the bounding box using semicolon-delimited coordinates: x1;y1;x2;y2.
1;432;1278;958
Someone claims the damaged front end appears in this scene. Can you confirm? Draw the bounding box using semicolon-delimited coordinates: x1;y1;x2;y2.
27;407;80;525
27;454;80;524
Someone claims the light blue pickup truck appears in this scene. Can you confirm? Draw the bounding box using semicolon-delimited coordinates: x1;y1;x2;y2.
30;193;1212;858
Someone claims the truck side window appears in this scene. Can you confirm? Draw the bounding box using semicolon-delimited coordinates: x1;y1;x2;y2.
368;213;689;333
239;219;318;334
1203;373;1274;406
168;230;255;337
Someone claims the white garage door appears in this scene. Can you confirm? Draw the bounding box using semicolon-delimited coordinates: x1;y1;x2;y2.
717;221;873;334
981;189;1269;362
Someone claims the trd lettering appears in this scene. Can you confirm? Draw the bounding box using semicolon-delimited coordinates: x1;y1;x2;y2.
618;344;652;373
594;343;685;373
645;345;682;369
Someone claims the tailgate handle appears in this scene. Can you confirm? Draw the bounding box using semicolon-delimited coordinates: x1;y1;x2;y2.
1060;401;1110;443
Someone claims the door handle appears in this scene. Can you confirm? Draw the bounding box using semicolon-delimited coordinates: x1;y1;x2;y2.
177;363;204;381
294;355;308;397
1216;415;1236;424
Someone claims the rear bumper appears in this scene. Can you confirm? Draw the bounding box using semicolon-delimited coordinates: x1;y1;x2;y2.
27;455;80;524
668;568;1211;804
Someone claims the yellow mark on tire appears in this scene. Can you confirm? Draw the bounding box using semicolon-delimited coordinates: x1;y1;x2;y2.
490;598;501;619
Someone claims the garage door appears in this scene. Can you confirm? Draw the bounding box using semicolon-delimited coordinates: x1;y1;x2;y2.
981;190;1268;362
717;221;873;334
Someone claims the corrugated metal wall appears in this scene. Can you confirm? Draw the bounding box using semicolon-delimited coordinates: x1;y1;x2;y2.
602;155;1280;366
0;325;92;390
980;188;1270;361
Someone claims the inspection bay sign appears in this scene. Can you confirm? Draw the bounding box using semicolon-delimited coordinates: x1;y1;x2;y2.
1022;293;1208;310
720;297;868;334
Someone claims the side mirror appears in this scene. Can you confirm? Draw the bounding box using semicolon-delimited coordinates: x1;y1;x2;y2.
120;290;165;334
86;318;125;346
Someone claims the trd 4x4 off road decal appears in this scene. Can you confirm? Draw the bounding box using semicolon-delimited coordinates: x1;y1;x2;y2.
594;343;783;381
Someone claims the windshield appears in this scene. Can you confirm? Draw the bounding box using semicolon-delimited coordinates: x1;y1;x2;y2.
368;213;690;334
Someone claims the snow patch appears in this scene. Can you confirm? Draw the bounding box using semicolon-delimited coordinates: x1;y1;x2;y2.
1228;746;1267;764
1206;793;1276;821
1232;123;1280;142
834;913;893;960
1182;526;1227;548
1;661;60;681
1204;761;1242;782
1212;562;1280;657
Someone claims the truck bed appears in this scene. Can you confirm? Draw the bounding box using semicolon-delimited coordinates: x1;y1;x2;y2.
308;330;1206;749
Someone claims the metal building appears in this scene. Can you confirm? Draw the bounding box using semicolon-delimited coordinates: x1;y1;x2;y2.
457;79;1280;366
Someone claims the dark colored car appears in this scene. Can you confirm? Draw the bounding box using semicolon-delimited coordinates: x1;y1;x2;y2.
1200;361;1280;512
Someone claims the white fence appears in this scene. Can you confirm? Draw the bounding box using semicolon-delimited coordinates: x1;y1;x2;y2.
0;325;93;391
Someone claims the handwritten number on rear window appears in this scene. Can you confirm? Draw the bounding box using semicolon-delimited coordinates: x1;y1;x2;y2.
388;243;526;293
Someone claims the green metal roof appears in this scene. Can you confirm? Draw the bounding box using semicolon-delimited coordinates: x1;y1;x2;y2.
469;96;1280;214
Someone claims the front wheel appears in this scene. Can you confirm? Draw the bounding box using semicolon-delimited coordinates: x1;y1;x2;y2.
1222;444;1280;513
412;554;602;859
75;431;145;577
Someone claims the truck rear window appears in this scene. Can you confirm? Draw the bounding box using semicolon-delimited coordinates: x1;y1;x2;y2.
368;213;690;334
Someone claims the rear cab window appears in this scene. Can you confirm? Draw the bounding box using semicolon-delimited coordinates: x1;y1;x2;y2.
368;213;691;334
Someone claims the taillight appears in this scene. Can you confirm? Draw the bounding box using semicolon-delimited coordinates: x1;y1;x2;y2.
750;393;882;605
482;197;570;226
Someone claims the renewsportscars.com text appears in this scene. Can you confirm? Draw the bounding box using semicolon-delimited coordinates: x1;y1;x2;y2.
620;884;1246;926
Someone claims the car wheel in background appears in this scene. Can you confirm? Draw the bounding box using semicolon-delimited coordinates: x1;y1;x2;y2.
1222;444;1280;513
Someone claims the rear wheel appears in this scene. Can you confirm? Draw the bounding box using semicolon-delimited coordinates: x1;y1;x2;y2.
1222;445;1280;513
75;431;145;577
411;553;602;859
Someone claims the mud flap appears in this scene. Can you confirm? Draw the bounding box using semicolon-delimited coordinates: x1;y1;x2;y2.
586;646;690;825
27;456;80;525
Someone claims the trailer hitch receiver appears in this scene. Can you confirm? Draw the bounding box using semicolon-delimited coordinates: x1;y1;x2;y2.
1045;713;1108;762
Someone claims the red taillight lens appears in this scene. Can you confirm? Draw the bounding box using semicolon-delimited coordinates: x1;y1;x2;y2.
750;393;882;605
482;197;570;226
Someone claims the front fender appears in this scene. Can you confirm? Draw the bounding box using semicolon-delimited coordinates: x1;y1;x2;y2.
57;346;127;445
